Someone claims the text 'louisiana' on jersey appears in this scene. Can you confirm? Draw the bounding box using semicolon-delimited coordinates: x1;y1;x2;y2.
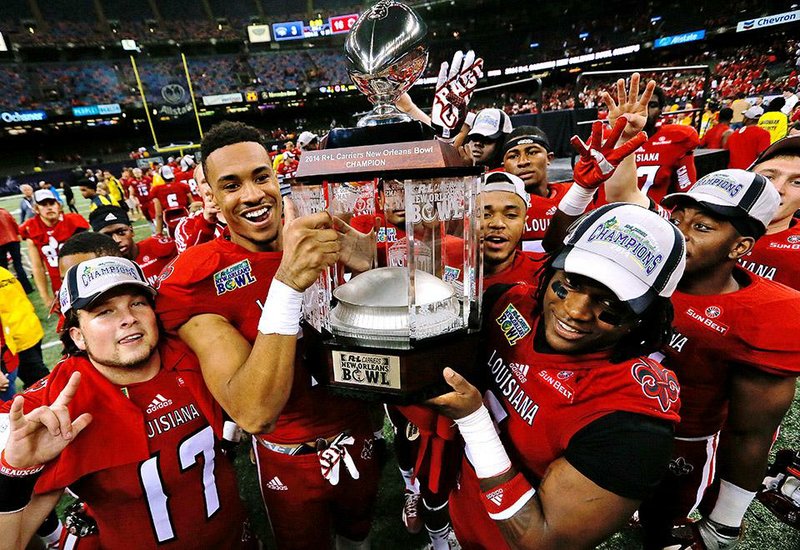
737;221;800;290
1;339;250;549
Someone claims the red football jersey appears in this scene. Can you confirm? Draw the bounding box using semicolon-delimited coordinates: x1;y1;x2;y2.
152;181;192;211
19;213;89;292
130;177;153;205
450;284;681;549
173;169;202;202
155;234;367;444
522;182;571;252
3;338;249;549
633;124;699;205
136;235;177;285
738;222;800;290
662;268;800;437
173;212;222;254
725;126;771;170
484;251;544;288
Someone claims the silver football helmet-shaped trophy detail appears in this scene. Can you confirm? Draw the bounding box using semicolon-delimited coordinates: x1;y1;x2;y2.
345;1;429;127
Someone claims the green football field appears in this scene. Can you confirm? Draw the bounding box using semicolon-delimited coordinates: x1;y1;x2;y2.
2;191;798;549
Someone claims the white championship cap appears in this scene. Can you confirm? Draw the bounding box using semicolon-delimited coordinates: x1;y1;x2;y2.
481;171;530;207
467;108;513;141
34;189;58;203
553;203;686;314
297;131;318;149
742;105;764;120
160;165;175;180
662;169;780;238
60;257;156;314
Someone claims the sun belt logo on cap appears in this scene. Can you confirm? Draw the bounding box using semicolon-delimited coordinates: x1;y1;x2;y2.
693;172;743;198
585;216;664;276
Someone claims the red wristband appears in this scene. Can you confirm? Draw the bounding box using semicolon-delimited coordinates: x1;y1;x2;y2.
481;472;536;520
0;449;44;478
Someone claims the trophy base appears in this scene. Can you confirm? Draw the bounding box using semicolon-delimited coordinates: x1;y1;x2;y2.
357;110;413;127
303;324;481;405
325;120;433;149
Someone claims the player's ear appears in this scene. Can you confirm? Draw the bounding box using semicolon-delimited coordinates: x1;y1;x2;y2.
547;151;555;164
69;326;87;352
729;236;755;260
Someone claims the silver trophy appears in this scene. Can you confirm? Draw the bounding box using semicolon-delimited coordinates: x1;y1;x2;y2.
344;1;429;127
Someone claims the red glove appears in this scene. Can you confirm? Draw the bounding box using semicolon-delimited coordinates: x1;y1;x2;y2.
570;118;647;189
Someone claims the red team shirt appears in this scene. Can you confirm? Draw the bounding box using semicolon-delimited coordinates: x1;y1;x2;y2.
173;212;223;254
135;235;178;285
151;181;193;212
634;124;699;204
2;339;249;549
725;125;772;169
662;268;800;437
155;233;365;444
449;284;681;549
521;182;571;252
738;222;800;290
18;213;89;292
483;251;543;288
130;177;155;217
594;124;698;206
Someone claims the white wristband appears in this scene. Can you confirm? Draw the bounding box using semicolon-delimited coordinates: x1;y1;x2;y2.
455;405;512;479
558;184;596;217
464;111;477;128
257;279;303;336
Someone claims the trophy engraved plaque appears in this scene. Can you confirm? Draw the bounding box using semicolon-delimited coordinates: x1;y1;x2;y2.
294;1;484;403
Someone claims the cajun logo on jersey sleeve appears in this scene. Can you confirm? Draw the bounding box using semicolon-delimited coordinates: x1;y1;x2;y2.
213;259;257;295
631;359;679;413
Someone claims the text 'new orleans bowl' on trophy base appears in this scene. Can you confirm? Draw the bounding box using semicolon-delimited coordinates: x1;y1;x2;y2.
293;1;485;404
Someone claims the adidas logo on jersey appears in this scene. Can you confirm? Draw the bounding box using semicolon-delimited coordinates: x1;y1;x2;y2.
266;476;288;491
486;488;504;506
146;394;173;414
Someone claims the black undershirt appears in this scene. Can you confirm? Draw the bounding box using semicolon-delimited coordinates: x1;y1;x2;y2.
564;410;674;501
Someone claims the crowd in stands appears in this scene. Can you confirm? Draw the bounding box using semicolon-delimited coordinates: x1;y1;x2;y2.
471;38;800;119
1;31;796;114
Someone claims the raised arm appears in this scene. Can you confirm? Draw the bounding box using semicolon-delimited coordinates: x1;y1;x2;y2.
600;73;654;207
429;368;644;549
177;210;340;434
0;373;91;550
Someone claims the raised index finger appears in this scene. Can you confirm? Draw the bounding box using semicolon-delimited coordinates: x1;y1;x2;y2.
52;371;81;408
